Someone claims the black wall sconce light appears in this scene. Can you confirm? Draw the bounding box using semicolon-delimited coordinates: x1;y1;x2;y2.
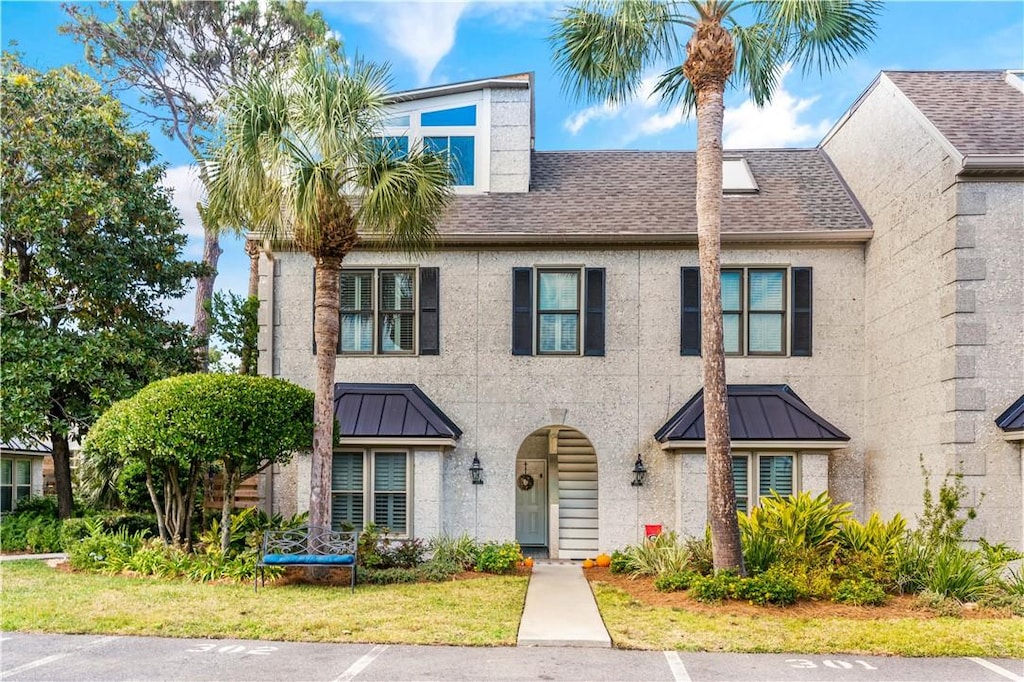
470;453;484;485
631;453;647;487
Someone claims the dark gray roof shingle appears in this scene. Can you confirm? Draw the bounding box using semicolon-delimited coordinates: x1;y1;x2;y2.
655;384;850;443
884;71;1024;157
437;149;868;239
333;383;461;439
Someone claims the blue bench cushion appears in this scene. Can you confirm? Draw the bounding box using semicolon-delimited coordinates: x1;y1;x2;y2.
262;553;355;566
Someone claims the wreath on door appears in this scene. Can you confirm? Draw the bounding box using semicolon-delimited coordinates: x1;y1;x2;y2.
517;462;535;491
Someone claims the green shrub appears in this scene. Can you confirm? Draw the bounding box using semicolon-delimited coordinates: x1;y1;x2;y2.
420;558;461;582
917;589;963;617
609;549;630;574
1001;567;1024;597
654;571;696;592
24;518;63;553
691;571;743;603
735;566;799;605
685;530;714;576
833;578;887;606
614;532;690;577
892;533;933;594
428;533;479;570
474;541;521;574
926;544;996;602
67;518;148;572
359;567;420;584
386;538;426;569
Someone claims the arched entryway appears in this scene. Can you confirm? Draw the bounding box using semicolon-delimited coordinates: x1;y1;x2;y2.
515;425;598;560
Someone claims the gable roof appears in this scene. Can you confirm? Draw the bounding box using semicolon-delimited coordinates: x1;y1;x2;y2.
432;148;870;245
655;384;849;445
883;71;1024;171
333;383;462;441
996;394;1024;433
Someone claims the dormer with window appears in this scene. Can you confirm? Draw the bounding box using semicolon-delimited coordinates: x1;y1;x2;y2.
381;74;533;194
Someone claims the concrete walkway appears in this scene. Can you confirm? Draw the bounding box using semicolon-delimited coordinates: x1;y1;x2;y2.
516;562;611;648
0;553;66;562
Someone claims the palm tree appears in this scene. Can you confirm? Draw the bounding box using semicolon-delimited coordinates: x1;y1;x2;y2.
552;0;879;572
206;47;453;530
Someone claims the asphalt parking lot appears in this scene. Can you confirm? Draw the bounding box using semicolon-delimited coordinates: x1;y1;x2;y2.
1;633;1021;682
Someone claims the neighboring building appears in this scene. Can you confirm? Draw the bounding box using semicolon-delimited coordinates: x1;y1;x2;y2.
257;69;1023;556
1;439;51;512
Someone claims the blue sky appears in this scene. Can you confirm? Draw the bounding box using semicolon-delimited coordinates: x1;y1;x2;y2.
3;1;1022;322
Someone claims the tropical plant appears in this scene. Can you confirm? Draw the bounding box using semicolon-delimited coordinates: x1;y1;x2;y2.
428;533;480;571
207;46;454;530
615;532;692;577
551;0;879;572
62;1;339;367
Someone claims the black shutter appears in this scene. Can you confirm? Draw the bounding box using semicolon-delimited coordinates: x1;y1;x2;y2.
512;268;533;355
583;268;605;356
680;267;701;356
419;267;440;355
791;267;813;356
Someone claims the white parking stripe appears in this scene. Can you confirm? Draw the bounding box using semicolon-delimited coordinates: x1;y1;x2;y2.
1;636;116;679
664;651;692;682
334;644;388;682
966;658;1024;682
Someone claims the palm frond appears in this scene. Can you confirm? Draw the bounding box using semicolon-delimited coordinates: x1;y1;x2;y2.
551;0;682;105
651;65;697;117
728;21;787;107
761;0;881;76
354;143;454;257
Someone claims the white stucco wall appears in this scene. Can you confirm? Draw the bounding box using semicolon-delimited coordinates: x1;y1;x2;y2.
263;242;866;550
823;76;1024;548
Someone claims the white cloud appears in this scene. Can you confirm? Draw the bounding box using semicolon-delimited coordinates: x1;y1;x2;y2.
722;66;833;149
160;164;206;239
564;101;620;134
563;73;668;137
341;2;467;84
637;104;686;136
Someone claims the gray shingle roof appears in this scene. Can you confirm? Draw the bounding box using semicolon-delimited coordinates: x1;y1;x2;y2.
655;384;850;443
333;383;462;439
436;149;868;240
884;71;1024;158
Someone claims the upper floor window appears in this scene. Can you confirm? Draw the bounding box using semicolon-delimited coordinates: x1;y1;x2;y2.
331;267;439;356
513;267;605;357
681;266;812;357
381;102;480;188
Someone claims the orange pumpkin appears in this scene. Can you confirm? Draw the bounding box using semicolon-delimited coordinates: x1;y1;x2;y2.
595;553;611;568
582;558;595;569
523;557;534;568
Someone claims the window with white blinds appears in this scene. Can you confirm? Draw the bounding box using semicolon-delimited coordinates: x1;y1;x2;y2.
338;268;417;355
720;268;787;355
732;453;796;512
538;270;580;354
331;451;410;534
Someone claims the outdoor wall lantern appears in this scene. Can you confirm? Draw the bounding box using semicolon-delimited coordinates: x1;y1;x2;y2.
631;453;647;487
470;453;484;485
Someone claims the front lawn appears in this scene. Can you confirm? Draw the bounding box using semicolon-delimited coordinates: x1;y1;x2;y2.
589;576;1024;657
0;561;528;646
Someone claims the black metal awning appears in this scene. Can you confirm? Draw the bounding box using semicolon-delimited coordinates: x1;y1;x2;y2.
655;384;849;444
996;394;1024;434
333;383;462;441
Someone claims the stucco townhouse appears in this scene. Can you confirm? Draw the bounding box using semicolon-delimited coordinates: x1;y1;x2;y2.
253;69;1023;557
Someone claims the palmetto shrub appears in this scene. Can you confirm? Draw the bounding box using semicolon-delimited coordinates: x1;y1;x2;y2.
615;532;691;577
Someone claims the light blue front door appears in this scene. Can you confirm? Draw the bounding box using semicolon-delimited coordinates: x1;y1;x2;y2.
515;459;548;547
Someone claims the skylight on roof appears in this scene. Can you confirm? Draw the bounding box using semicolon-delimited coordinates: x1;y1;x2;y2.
723;157;758;194
1006;71;1024;94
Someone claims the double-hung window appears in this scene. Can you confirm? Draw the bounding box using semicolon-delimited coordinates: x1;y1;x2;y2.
331;451;409;534
339;269;417;355
681;266;812;357
537;270;580;354
512;267;606;356
1;458;32;512
732;453;795;513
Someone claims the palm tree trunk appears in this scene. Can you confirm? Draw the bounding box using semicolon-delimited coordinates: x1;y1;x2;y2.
245;238;260;300
694;82;745;575
310;257;342;530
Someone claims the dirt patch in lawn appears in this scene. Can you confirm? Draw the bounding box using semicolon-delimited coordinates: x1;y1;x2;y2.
583;566;1015;620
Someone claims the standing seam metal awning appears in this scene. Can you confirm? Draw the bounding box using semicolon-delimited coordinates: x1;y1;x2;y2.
333;383;462;441
996;394;1024;440
655;384;850;445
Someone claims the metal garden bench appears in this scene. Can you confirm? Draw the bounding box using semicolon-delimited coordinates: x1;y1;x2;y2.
256;526;358;592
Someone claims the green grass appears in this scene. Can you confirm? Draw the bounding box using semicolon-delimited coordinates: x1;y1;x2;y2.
0;561;527;645
592;584;1024;657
